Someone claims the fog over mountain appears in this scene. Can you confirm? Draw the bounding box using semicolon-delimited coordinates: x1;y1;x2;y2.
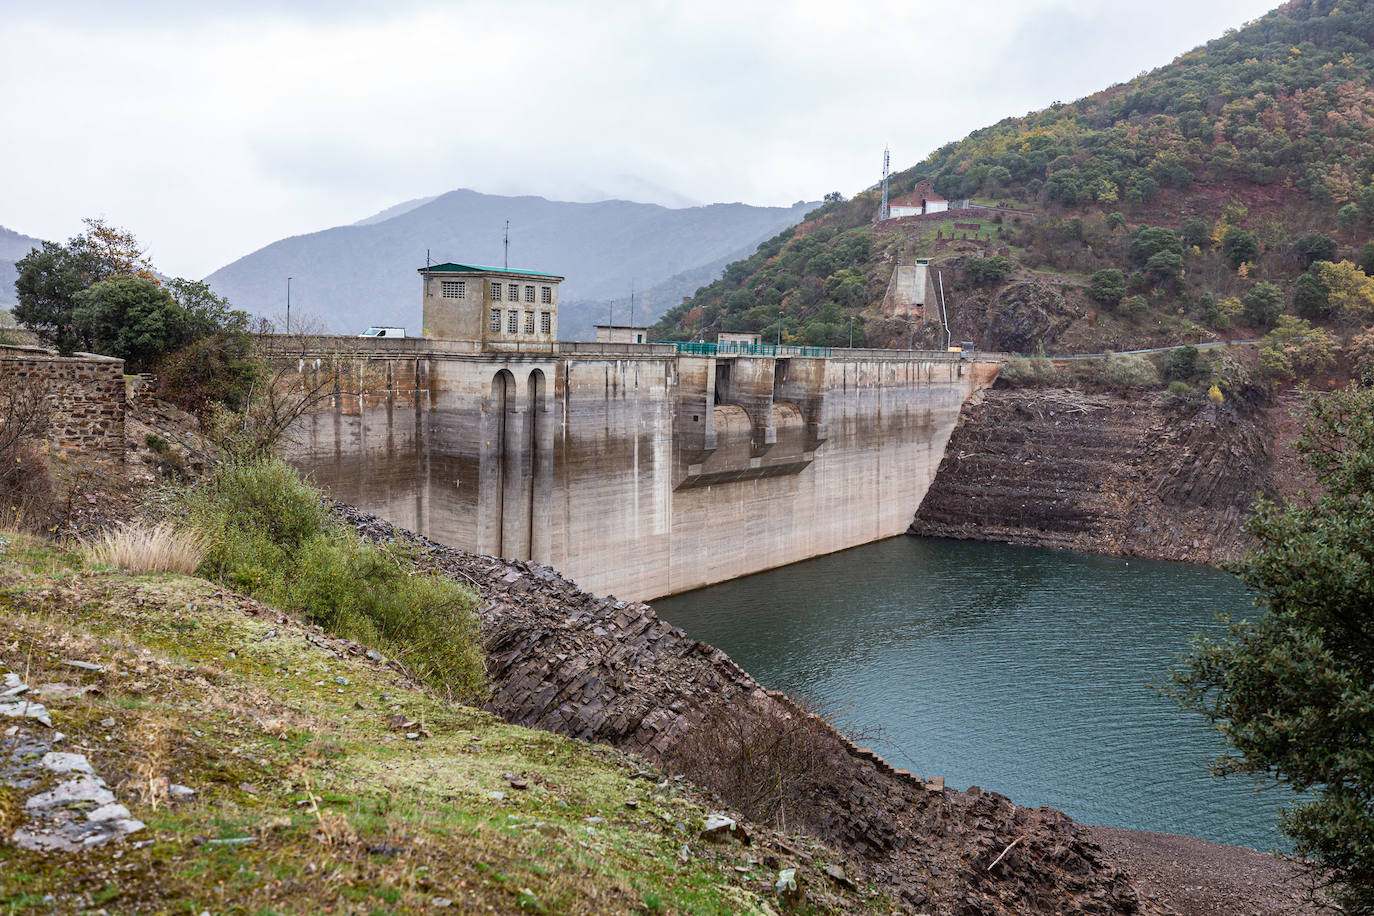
204;190;816;339
0;226;45;308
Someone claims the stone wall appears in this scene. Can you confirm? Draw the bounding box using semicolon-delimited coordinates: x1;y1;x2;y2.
0;346;125;456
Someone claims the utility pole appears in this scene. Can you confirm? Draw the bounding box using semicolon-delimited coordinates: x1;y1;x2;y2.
849;315;854;348
777;307;782;347
503;221;509;270
629;279;635;329
286;277;292;334
880;147;890;221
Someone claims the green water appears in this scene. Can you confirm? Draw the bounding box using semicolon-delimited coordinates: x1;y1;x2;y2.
653;536;1295;851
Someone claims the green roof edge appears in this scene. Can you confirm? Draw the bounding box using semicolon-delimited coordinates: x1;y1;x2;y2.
418;262;564;279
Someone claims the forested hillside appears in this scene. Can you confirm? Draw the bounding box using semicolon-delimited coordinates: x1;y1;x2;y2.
653;0;1374;375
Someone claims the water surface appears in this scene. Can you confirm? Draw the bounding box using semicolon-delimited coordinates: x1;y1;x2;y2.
653;536;1293;850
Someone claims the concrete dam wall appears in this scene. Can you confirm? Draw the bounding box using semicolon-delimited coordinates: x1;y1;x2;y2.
284;339;998;600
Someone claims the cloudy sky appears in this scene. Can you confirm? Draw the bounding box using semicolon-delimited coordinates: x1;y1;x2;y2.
4;0;1277;280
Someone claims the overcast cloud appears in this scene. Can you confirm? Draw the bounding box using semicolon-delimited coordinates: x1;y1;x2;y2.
2;0;1277;279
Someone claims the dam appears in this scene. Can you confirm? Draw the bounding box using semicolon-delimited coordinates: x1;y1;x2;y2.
284;262;1000;600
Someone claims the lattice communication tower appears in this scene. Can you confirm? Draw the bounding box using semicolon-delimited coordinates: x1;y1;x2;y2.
880;147;890;221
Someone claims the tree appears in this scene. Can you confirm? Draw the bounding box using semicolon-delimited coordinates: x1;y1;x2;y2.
1170;384;1374;913
1144;250;1184;288
1129;225;1182;265
12;241;107;353
1293;267;1332;319
1222;227;1260;269
1293;232;1338;269
1162;345;1200;381
1257;316;1338;379
1242;281;1284;327
1178;217;1211;251
1088;268;1125;306
1311;260;1374;320
72;276;190;372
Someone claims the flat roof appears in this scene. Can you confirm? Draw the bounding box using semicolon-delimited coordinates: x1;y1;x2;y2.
419;262;564;279
595;324;650;330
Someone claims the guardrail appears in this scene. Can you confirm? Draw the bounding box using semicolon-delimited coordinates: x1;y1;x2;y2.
663;341;834;358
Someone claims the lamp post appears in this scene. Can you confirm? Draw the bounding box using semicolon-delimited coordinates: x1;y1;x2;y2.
777;307;782;348
849;315;854;348
286;277;292;334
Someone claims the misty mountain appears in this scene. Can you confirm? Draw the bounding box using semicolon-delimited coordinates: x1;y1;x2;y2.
202;190;815;338
0;225;45;308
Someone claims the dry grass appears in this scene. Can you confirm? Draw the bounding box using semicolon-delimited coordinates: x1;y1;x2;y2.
83;522;204;575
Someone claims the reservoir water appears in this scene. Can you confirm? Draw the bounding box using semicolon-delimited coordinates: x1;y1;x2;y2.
653;536;1293;851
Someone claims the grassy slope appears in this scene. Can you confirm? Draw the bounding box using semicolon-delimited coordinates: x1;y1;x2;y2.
0;537;887;916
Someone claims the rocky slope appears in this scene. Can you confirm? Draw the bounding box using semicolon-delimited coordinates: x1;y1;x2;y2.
909;386;1279;565
340;504;1175;915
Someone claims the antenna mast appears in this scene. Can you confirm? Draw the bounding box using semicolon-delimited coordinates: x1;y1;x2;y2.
880;146;891;221
503;221;509;270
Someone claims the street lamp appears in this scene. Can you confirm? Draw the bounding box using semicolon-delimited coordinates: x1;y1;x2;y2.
849;315;854;348
286;277;292;334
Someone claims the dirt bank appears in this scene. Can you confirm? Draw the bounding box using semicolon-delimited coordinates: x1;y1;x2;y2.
909;387;1281;565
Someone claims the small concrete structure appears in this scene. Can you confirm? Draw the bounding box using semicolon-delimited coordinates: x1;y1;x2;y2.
419;263;563;351
887;180;948;218
717;331;762;347
595;324;650;344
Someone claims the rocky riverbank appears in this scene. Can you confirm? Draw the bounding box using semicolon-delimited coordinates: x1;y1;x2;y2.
909;387;1285;566
339;503;1196;915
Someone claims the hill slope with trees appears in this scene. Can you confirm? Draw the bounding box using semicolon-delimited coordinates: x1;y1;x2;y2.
652;0;1374;379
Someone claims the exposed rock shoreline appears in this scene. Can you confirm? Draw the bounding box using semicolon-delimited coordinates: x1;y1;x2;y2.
336;503;1314;915
910;387;1282;567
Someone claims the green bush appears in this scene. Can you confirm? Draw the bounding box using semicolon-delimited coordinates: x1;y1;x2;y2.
1166;380;1191;399
998;356;1061;387
188;460;485;698
1089;352;1160;390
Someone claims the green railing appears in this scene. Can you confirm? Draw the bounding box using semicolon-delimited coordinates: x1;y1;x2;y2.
658;341;833;358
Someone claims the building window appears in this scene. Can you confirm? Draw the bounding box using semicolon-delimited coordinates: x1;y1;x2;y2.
540;312;551;334
524;285;535;303
507;310;518;333
508;283;519;300
524;311;535;334
541;286;552;304
441;280;465;299
491;281;502;302
490;309;500;333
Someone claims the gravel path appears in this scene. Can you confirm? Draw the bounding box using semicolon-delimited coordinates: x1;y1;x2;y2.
1091;826;1323;916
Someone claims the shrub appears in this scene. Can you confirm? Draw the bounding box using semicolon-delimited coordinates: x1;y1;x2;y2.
1242;282;1284;327
1167;380;1191;398
84;522;204;575
1120;294;1149;319
1163;345;1200;381
1258;316;1338;380
1091;352;1160;390
156;332;264;414
1088;269;1125;305
1222;227;1259;269
0;374;58;534
997;356;1061;387
964;256;1013;285
188;460;485;698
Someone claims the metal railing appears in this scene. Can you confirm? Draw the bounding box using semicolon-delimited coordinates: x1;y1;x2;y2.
661;341;833;358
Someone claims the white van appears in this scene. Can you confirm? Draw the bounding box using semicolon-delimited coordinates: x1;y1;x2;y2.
358;327;406;338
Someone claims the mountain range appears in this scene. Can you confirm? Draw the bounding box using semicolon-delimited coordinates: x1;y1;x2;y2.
203;190;816;339
0;225;44;308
